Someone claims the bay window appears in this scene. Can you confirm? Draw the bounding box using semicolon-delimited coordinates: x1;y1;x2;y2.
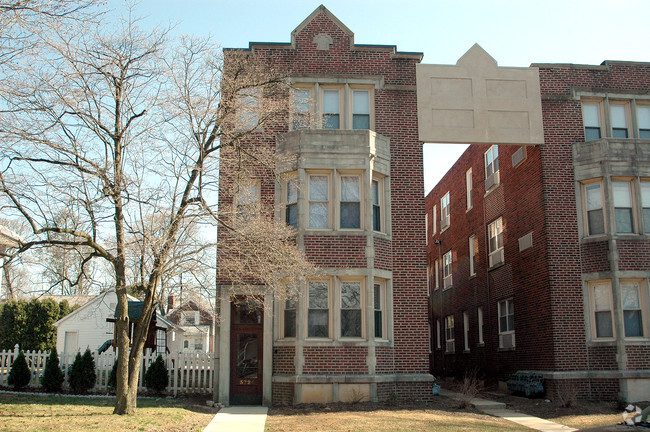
613;181;634;233
340;175;361;229
308;174;329;229
340;281;362;338
308;281;330;338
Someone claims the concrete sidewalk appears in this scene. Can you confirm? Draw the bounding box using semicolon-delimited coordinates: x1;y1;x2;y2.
440;388;578;432
203;406;268;432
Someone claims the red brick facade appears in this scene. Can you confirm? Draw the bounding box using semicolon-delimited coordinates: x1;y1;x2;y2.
427;61;650;401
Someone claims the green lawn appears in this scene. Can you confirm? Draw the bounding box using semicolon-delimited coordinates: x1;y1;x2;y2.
0;394;215;432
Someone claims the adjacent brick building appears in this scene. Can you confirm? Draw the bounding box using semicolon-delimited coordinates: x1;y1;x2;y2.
427;60;650;401
216;6;432;405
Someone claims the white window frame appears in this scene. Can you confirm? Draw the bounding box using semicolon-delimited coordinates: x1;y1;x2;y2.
234;180;261;218
321;87;341;129
589;280;615;341
582;100;603;140
307;279;332;339
463;311;470;352
237;87;261;130
488;217;504;268
638;104;650;138
339;279;364;339
444;315;455;353
425;213;428;246
434;259;440;291
432;204;437;235
498;298;515;349
441;192;450;230
373;280;387;340
307;172;331;229
371;176;383;233
612;179;635;234
641;180;650;234
291;86;313;130
279;295;298;339
469;235;477;277
477;307;484;346
339;173;362;230
466;168;473;210
583;180;606;236
610;101;631;138
443;250;452;289
484;145;500;191
620;279;648;339
436;319;441;350
285;174;298;228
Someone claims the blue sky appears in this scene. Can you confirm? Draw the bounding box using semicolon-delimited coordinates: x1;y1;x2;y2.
111;0;650;193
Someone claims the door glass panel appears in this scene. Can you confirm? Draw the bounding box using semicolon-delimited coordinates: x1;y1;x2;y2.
236;333;258;379
233;299;263;324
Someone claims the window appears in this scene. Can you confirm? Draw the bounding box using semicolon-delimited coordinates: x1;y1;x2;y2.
498;299;515;349
283;297;297;338
466;168;473;210
440;193;450;230
322;89;340;129
308;174;329;228
292;87;311;129
183;340;189;349
353;90;370;129
610;103;629;138
511;146;527;167
469;235;477;277
590;280;614;339
484;145;500;190
182;311;198;326
286;176;298;228
340;175;361;229
235;181;260;218
195;341;203;351
639;105;650;138
372;178;382;232
436;320;441;350
432;205;437;235
373;282;386;339
443;250;452;289
308;281;330;338
477;307;484;345
583;101;602;140
584;181;605;236
444;315;455;353
463;311;470;352
642;181;650;233
488;217;504;267
425;213;429;246
613;181;634;233
434;259;440;290
340;281;362;338
238;87;260;129
621;280;645;338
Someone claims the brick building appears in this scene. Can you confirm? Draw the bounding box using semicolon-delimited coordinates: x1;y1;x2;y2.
427;60;650;401
216;6;432;406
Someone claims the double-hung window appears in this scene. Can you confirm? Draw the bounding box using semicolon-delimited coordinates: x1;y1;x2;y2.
591;281;614;339
353;90;370;129
372;178;382;232
322;89;340;129
484;145;500;190
582;101;602;140
488;217;504;267
432;205;437;235
440;193;450;230
498;299;515;349
621;280;645;338
235;181;260;219
283;297;297;338
613;181;634;233
444;315;455;353
463;311;470;352
308;281;330;338
238;88;260;130
584;181;605;236
469;235;477;277
373;281;386;339
638;105;650;138
477;307;484;345
642;181;650;233
434;260;440;290
443;251;452;289
292;88;312;130
610;103;629;138
340;175;361;229
286;176;298;228
340;281;362;338
466;168;473;210
308;174;329;229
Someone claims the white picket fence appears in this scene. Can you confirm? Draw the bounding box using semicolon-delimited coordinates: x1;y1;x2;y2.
0;345;216;395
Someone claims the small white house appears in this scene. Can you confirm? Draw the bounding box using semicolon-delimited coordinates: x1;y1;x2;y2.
53;290;138;357
165;298;214;353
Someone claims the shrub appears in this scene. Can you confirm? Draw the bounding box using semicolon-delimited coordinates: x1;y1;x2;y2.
108;360;118;390
8;351;31;390
458;369;482;409
68;349;96;393
42;350;65;392
144;355;168;394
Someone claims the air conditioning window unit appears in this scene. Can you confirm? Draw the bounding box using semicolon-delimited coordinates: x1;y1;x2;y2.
445;341;455;353
485;171;500;191
499;332;515;349
511;147;527;168
489;248;504;267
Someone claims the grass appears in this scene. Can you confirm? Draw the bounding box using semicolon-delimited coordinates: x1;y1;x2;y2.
0;393;216;432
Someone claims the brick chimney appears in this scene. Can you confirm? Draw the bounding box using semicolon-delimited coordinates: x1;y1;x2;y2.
167;295;175;312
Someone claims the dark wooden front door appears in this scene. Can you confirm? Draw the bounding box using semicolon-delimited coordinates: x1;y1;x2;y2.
230;298;263;405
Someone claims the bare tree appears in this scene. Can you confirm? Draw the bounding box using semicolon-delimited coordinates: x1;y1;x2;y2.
0;15;314;415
